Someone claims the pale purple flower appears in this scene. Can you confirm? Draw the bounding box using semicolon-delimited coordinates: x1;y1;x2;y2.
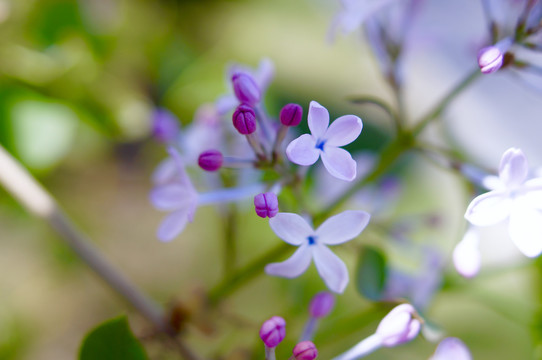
453;226;482;278
332;303;421;360
151;108;179;143
265;210;370;293
150;147;198;242
465;147;542;258
429;337;472;360
286;101;363;181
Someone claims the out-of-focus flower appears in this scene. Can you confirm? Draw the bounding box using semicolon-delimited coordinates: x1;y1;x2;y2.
265;210;370;293
254;192;279;218
332;303;421;360
293;341;318;360
453;226;482;278
151;108;179;143
232;72;261;105
260;316;286;348
429;337;472;360
286;101;362;181
465;147;542;257
329;0;398;39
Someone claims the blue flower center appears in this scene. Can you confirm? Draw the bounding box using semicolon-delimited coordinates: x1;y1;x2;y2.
315;139;326;151
307;236;317;245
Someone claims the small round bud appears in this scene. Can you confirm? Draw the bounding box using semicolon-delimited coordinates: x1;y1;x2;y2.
232;72;261;105
376;304;421;347
152;108;179;143
477;46;504;74
293;341;318;360
232;104;257;135
198;150;223;172
259;316;286;348
309;292;335;318
280;103;303;127
254;192;279;218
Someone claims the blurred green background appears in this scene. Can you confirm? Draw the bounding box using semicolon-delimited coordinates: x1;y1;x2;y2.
0;0;540;359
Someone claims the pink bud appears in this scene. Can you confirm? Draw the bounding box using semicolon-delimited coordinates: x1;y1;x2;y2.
198;150;223;172
232;72;261;105
280;103;303;127
477;46;504;74
309;292;335;318
293;341;318;360
254;192;279;218
376;304;421;347
232;104;257;135
259;316;286;348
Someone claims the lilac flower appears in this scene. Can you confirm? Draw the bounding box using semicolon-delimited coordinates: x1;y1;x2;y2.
465;147;542;257
332;303;421;360
329;0;398;39
265;210;370;293
286;101;363;181
150;148;198;242
429;337;472;360
151;108;179;143
452;226;481;278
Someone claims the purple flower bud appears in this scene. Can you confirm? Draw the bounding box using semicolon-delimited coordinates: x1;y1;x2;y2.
309;292;335;318
280;103;303;127
232;104;257;135
152;108;179;143
232;72;261;105
259;316;286;348
198;150;223;172
375;304;421;347
293;341;318;360
254;192;279;218
477;46;504;74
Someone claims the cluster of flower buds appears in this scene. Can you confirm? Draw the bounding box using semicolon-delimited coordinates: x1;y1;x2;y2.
259;316;318;360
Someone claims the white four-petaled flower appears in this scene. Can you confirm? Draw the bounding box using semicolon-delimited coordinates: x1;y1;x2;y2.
464;147;542;258
286;101;363;181
265;210;370;293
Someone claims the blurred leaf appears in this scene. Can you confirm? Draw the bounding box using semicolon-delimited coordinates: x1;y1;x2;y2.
356;245;388;301
79;316;148;360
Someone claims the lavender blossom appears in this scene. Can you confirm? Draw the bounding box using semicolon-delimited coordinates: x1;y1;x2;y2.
265;210;370;293
465;147;542;257
429;337;472;360
286;101;363;181
151;108;179;143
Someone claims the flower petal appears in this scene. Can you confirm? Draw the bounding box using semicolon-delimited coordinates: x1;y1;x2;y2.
324;115;363;146
320;147;357;181
150;184;196;211
269;213;314;245
152;158;177;185
157;209;191;242
430;337;472;360
316;210;370;245
313;245;349;293
508;201;542;257
499;148;528;188
265;244;313;278
464;190;512;226
453;227;481;278
286;134;319;166
308;101;329;138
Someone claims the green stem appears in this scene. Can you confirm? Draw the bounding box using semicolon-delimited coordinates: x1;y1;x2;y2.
207;242;291;306
412;68;481;136
223;204;238;276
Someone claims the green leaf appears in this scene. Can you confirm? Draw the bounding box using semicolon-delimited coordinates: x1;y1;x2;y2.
79;316;149;360
356;246;388;301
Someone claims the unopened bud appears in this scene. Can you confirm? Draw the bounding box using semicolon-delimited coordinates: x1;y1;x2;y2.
198;150;223;172
477;46;504;74
293;341;318;360
260;316;286;348
280;103;303;127
309;292;335;318
375;304;421;347
232;72;261;105
233;104;257;135
254;192;279;218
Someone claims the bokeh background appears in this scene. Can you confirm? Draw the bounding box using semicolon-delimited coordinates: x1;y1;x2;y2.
0;0;541;359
